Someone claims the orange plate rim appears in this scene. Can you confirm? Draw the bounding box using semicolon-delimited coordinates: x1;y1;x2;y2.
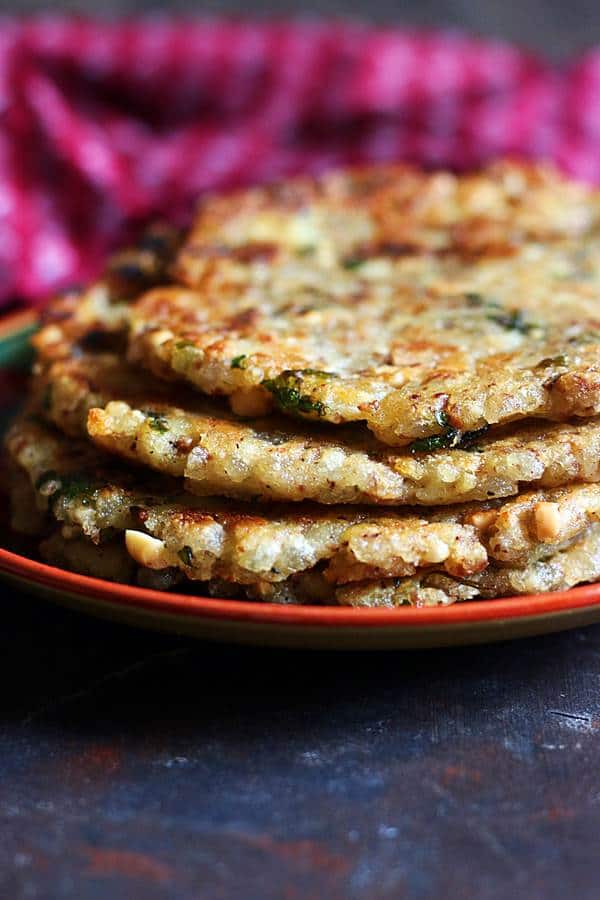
1;544;600;629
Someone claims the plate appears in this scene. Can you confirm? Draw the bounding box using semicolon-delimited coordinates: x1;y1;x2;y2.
2;309;600;649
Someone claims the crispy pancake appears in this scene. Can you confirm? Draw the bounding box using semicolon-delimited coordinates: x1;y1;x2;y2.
10;418;600;606
5;416;488;587
37;523;600;607
10;414;600;588
37;528;322;602
35;353;600;507
339;524;600;607
127;163;600;445
7;478;316;601
175;162;599;283
40;522;600;606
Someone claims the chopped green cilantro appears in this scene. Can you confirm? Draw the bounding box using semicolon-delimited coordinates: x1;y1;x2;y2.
465;292;484;306
465;293;501;310
178;546;194;567
262;370;330;417
144;411;169;434
297;369;338;378
35;470;97;507
486;308;537;334
458;425;491;450
409;411;490;454
408;432;458;453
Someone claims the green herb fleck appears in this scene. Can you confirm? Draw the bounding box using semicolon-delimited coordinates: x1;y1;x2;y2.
465;293;502;310
297;368;338;378
178;546;194;567
342;257;364;270
409;411;459;453
296;245;315;257
36;470;97;507
458;425;491;450
486;308;537;334
409;412;490;454
175;340;194;350
262;370;329;417
391;579;414;606
57;474;97;504
144;411;169;434
465;292;484;307
231;354;248;369
409;432;457;453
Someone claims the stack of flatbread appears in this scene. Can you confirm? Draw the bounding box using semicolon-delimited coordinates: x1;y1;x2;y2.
8;161;600;607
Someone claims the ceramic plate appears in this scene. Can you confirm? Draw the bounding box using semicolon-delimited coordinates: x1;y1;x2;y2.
2;309;600;649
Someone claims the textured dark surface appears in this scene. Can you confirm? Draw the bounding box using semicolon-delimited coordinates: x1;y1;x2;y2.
1;587;600;899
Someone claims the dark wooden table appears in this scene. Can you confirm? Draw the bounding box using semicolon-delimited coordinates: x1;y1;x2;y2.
2;590;599;898
2;3;600;897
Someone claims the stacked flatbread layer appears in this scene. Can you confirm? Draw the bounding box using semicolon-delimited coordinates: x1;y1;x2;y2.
9;162;600;607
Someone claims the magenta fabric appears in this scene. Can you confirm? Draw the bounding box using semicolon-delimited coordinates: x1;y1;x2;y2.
2;17;600;305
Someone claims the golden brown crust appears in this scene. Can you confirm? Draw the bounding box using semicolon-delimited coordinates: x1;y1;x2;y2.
125;163;600;444
9;414;600;590
33;353;600;507
175;162;599;283
15;161;600;605
338;524;600;607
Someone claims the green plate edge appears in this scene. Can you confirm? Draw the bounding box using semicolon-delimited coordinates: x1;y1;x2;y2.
0;318;37;369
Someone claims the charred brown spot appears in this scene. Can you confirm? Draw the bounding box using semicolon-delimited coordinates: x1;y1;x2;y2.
210;511;270;528
106;224;182;299
174;436;195;454
449;218;518;259
173;510;220;526
231;243;278;263
345;241;424;265
227;308;262;330
77;329;127;354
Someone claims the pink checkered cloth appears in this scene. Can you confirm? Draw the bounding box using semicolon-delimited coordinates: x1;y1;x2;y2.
2;17;600;305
